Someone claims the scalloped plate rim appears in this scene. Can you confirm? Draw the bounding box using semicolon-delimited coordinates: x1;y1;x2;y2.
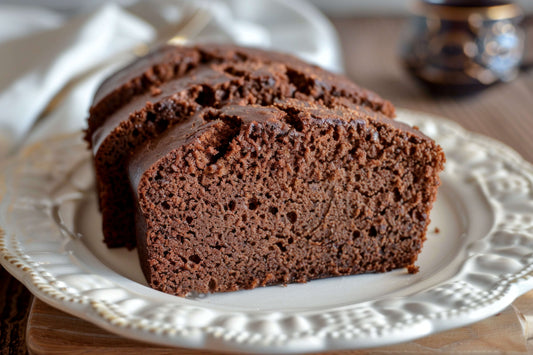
1;108;533;353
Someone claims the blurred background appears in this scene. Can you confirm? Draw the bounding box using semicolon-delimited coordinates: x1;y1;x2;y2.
311;0;533;16
1;0;533;14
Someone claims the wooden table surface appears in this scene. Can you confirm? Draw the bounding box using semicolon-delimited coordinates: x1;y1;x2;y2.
1;16;533;355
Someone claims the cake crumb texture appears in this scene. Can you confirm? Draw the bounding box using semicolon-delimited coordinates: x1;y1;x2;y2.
131;101;444;296
86;44;445;296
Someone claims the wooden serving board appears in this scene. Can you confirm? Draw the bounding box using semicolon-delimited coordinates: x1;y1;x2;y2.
26;292;533;354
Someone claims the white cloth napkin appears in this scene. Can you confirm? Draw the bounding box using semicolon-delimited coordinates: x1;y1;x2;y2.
0;0;343;158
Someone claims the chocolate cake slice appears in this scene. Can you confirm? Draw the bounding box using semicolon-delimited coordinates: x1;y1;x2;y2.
88;44;396;248
128;100;444;296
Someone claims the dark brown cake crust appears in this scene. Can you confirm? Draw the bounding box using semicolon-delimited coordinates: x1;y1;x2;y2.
89;44;397;249
130;100;445;296
86;44;395;144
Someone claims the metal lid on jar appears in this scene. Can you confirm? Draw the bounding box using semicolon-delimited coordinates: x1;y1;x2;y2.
416;0;523;20
423;0;512;6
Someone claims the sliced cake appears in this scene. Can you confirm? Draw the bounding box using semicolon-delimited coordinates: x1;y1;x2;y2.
128;100;445;296
87;44;396;248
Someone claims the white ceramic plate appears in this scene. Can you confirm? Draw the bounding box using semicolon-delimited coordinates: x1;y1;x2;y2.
2;110;533;353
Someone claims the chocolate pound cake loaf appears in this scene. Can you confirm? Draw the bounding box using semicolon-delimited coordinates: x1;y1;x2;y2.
129;100;444;296
88;44;445;296
86;44;395;249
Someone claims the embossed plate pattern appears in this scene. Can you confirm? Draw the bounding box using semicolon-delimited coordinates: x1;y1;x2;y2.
2;109;533;353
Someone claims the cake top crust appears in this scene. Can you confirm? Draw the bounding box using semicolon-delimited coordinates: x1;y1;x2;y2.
92;44;390;110
128;100;431;191
87;44;396;147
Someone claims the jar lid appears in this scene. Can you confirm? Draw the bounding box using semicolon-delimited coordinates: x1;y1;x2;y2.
415;1;523;20
423;0;512;6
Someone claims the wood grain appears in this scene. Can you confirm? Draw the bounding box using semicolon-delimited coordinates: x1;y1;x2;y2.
0;266;32;355
1;16;532;355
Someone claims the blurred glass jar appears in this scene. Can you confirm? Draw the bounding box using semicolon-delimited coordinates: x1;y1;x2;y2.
400;0;525;96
